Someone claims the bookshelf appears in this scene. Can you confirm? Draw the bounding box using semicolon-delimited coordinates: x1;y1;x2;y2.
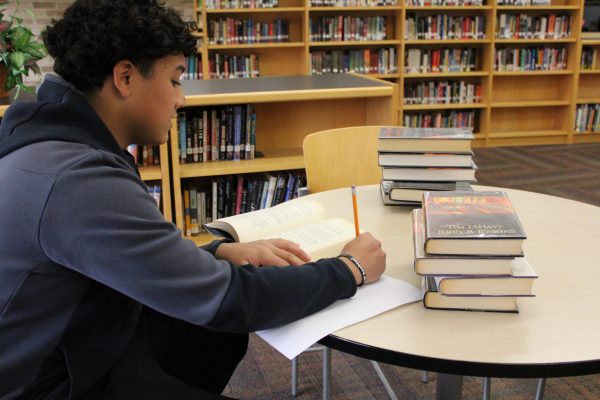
190;0;600;147
574;37;600;138
0;104;173;222
138;143;173;221
171;74;396;244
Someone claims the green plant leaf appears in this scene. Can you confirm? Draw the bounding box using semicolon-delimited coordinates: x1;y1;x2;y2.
0;1;45;94
23;44;45;59
5;73;17;91
10;26;32;49
8;51;25;68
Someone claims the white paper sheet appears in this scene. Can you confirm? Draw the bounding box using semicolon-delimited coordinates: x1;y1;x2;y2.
256;275;421;359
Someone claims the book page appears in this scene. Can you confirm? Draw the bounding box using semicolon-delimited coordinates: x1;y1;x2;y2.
206;200;327;242
263;218;356;260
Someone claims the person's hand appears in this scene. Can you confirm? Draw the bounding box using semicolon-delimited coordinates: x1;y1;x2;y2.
215;239;311;267
338;232;386;285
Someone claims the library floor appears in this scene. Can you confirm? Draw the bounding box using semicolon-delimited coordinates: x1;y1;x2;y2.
222;143;600;400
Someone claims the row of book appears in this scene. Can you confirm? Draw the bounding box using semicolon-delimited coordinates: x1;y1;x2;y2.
403;110;477;130
205;0;279;9
127;144;161;167
406;0;483;5
414;191;537;313
202;0;550;9
497;0;550;5
208;18;290;45
494;47;567;72
496;14;572;40
378;126;476;206
405;48;479;74
146;184;162;208
184;48;581;84
405;15;486;41
310;48;398;75
183;54;261;81
182;171;306;236
309;16;388;42
177;104;256;164
311;0;398;5
403;80;482;105
183;55;203;81
209;53;260;80
574;103;600;133
581;47;598;70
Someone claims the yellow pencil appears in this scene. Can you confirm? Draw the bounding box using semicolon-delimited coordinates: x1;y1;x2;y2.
351;185;360;237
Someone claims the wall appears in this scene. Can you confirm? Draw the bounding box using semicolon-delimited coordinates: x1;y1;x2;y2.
7;0;195;81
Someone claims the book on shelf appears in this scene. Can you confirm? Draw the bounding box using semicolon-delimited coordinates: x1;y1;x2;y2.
422;191;527;257
412;208;515;276
378;127;474;153
435;257;538;297
384;180;472;203
378;152;474;168
381;164;477;182
422;276;519;313
204;199;355;260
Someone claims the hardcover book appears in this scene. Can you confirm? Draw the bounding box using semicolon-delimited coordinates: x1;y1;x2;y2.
385;180;472;203
422;191;527;256
412;209;515;276
378;152;474;168
422;276;519;313
378;127;474;153
379;182;421;206
204;199;356;261
381;163;477;182
436;256;538;296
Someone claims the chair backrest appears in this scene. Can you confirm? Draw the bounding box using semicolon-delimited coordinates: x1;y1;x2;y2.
302;126;384;193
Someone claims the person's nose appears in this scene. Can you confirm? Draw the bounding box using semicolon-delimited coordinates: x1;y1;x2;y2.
175;88;186;110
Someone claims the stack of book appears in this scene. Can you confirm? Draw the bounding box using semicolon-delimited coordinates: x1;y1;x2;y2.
412;190;538;313
378;126;477;206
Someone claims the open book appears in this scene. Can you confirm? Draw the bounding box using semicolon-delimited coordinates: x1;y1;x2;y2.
204;199;356;260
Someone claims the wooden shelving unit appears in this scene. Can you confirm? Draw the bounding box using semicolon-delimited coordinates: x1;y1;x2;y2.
190;0;600;147
575;35;600;141
172;74;396;244
138;144;173;221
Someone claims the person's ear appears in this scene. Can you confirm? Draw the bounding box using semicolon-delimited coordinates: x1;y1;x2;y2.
112;60;135;97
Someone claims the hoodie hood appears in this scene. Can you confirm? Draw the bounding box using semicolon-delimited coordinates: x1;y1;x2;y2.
0;75;137;173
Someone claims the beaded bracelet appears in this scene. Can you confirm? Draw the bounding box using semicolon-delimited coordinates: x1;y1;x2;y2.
338;253;366;287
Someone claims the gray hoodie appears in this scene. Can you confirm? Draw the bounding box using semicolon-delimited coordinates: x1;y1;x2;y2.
0;75;356;398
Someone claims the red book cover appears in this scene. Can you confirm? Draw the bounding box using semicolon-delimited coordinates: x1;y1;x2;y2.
422;191;527;256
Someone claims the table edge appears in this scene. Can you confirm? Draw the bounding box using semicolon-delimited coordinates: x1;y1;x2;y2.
319;335;600;378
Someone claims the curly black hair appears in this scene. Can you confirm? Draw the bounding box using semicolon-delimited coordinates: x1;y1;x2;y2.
42;0;197;93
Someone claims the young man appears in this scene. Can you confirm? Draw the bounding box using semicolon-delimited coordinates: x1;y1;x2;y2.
0;1;386;399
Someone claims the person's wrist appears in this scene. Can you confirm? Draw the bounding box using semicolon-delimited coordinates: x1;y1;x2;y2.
214;241;234;259
338;254;366;287
203;238;234;256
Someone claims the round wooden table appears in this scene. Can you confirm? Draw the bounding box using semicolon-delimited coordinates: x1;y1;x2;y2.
307;185;600;398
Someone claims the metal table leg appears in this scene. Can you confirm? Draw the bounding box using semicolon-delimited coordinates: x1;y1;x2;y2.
436;373;464;400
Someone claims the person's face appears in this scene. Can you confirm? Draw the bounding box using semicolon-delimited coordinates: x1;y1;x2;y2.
126;54;186;145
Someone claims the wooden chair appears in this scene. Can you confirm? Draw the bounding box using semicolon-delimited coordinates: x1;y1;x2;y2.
302;126;383;193
295;125;397;399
